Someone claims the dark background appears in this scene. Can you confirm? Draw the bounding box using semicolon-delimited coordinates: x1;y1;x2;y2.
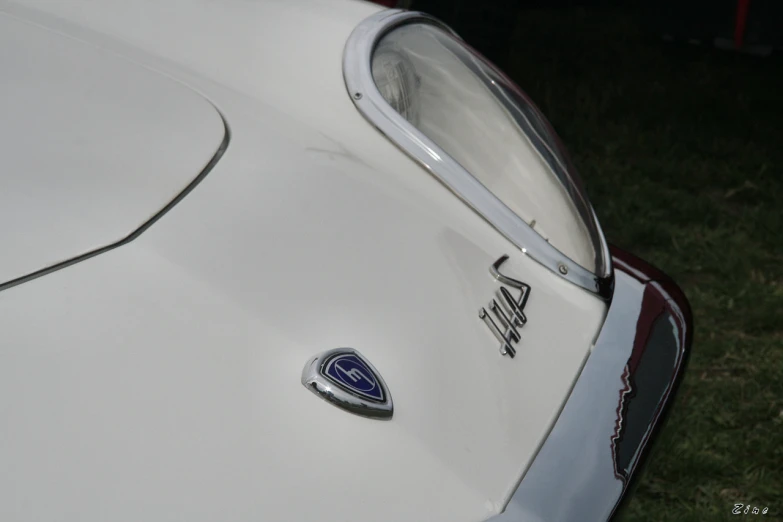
406;1;782;520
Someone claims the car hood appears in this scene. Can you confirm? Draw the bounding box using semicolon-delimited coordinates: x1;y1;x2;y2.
0;11;226;288
0;1;608;521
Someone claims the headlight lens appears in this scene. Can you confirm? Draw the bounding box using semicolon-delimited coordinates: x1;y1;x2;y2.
372;48;421;126
370;23;606;276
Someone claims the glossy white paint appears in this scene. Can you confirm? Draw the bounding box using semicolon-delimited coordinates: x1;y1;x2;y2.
0;1;609;521
0;11;225;286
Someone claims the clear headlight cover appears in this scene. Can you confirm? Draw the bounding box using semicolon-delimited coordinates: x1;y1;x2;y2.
370;23;608;277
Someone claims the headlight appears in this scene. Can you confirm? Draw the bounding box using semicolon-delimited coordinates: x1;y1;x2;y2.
345;12;612;297
372;48;421;126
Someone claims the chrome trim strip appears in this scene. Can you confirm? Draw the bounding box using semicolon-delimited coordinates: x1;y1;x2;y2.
0;108;231;294
488;254;693;522
456;47;610;277
343;10;613;298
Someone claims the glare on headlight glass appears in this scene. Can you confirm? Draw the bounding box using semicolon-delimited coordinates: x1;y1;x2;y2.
371;23;603;274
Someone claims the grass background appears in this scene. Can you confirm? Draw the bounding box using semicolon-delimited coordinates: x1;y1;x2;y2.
503;7;782;521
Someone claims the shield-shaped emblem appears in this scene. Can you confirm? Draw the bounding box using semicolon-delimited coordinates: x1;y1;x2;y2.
301;348;393;419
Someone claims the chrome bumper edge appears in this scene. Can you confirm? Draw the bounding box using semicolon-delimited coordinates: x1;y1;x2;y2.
490;247;693;522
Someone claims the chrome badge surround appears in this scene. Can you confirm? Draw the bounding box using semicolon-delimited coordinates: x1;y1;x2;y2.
479;255;531;358
301;348;393;420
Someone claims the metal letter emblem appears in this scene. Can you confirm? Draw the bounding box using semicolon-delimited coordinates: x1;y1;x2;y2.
479;255;532;358
301;348;393;419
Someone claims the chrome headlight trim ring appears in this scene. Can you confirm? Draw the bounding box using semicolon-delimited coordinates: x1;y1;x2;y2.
343;9;613;298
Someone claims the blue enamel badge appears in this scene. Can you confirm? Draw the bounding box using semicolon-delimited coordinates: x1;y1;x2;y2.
301;348;393;419
323;352;385;402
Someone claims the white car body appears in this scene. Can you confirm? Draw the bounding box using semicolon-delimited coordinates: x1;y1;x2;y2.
0;1;691;521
